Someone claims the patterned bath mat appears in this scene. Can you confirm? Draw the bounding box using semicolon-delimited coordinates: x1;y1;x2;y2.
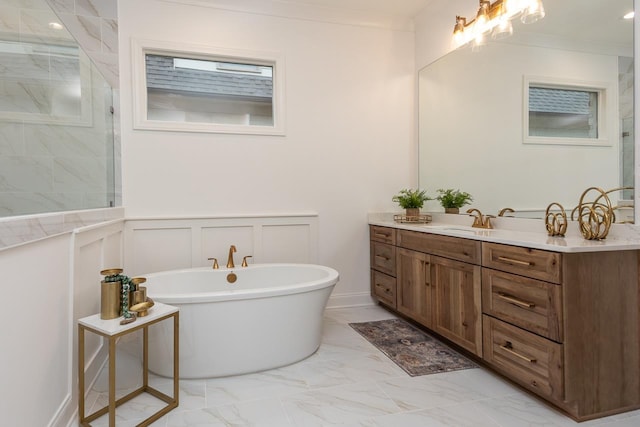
349;318;477;376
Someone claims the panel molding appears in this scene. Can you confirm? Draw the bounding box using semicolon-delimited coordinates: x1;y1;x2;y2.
53;220;124;427
124;214;319;275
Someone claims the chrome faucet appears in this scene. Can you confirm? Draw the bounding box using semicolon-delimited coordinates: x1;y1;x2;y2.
226;245;237;268
466;208;494;229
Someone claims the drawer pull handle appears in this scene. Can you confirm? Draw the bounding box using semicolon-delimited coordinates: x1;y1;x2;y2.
375;283;392;295
375;255;390;261
497;292;536;309
500;342;537;364
497;256;533;267
374;232;390;238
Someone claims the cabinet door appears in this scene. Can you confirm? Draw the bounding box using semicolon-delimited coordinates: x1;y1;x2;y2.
432;255;482;356
396;248;432;328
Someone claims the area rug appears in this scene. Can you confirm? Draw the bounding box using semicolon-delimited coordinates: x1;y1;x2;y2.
349;318;477;376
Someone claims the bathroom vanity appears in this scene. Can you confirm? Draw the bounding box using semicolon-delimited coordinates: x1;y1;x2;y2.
369;216;640;421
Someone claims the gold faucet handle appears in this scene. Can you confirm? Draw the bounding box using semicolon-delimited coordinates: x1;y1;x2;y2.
484;215;495;229
207;257;219;269
241;256;253;267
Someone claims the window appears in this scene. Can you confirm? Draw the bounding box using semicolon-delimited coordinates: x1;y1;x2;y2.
529;87;598;138
132;40;285;135
523;76;613;146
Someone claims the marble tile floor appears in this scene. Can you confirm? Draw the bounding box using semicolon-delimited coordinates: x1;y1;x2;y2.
81;305;640;427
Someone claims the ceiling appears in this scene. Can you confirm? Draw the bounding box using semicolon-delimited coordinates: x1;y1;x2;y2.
275;0;432;20
515;0;633;48
167;0;634;45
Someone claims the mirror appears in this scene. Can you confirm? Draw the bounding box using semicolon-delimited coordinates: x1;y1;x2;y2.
0;0;115;217
419;0;634;221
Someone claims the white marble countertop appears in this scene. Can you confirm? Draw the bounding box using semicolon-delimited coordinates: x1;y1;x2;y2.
78;302;178;336
369;212;640;253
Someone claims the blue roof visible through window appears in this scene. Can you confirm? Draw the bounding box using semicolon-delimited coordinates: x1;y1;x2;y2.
529;87;592;115
145;54;273;99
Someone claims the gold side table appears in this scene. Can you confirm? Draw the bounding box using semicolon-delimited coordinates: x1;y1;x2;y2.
78;302;179;427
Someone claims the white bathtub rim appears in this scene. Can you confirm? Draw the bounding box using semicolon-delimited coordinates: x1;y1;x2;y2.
144;263;339;304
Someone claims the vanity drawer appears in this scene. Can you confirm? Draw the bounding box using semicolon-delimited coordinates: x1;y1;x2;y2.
371;270;396;308
482;269;563;341
370;225;396;245
482;243;561;284
371;241;396;276
398;229;480;264
483;316;564;402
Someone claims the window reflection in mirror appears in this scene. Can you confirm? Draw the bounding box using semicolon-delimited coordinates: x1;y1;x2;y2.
528;86;599;139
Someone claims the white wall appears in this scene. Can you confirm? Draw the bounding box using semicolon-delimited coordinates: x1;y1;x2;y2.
414;0;469;70
0;220;124;427
118;0;416;304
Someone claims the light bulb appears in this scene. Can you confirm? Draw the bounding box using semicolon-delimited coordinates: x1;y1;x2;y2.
492;17;513;39
521;0;545;24
475;1;490;31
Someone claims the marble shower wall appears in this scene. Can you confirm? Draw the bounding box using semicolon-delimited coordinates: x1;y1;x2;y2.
46;0;119;88
619;56;634;200
0;0;120;217
47;0;122;207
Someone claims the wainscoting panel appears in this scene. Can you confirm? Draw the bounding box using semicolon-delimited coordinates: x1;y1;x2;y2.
55;220;125;427
124;214;318;276
0;235;72;427
262;224;311;263
129;227;193;275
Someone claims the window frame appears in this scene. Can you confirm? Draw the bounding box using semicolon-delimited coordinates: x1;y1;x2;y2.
522;75;614;147
131;38;286;136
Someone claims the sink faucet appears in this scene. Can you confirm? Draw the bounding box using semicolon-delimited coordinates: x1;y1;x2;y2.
226;245;236;268
466;208;494;229
498;207;515;217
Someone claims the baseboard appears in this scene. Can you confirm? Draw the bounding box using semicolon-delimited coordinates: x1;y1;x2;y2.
327;291;376;308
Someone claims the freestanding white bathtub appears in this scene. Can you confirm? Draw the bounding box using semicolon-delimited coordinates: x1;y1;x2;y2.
145;263;339;378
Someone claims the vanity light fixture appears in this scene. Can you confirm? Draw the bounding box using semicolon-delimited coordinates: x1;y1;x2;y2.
453;0;545;49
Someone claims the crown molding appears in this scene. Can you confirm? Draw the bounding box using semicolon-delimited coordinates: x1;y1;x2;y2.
157;0;417;31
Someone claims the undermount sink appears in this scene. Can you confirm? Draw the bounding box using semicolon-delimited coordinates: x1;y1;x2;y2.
419;224;491;234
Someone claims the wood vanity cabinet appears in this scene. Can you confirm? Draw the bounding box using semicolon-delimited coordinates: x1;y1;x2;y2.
370;226;397;308
431;255;482;357
370;227;483;356
396;247;432;328
369;225;640;421
481;243;640;420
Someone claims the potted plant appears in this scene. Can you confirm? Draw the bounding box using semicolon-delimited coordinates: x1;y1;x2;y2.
392;188;432;217
436;188;473;214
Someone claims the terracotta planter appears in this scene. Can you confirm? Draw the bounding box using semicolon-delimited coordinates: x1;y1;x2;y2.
405;208;420;217
445;207;460;214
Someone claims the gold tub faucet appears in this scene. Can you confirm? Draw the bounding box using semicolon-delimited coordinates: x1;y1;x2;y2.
207;257;219;269
227;245;237;268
